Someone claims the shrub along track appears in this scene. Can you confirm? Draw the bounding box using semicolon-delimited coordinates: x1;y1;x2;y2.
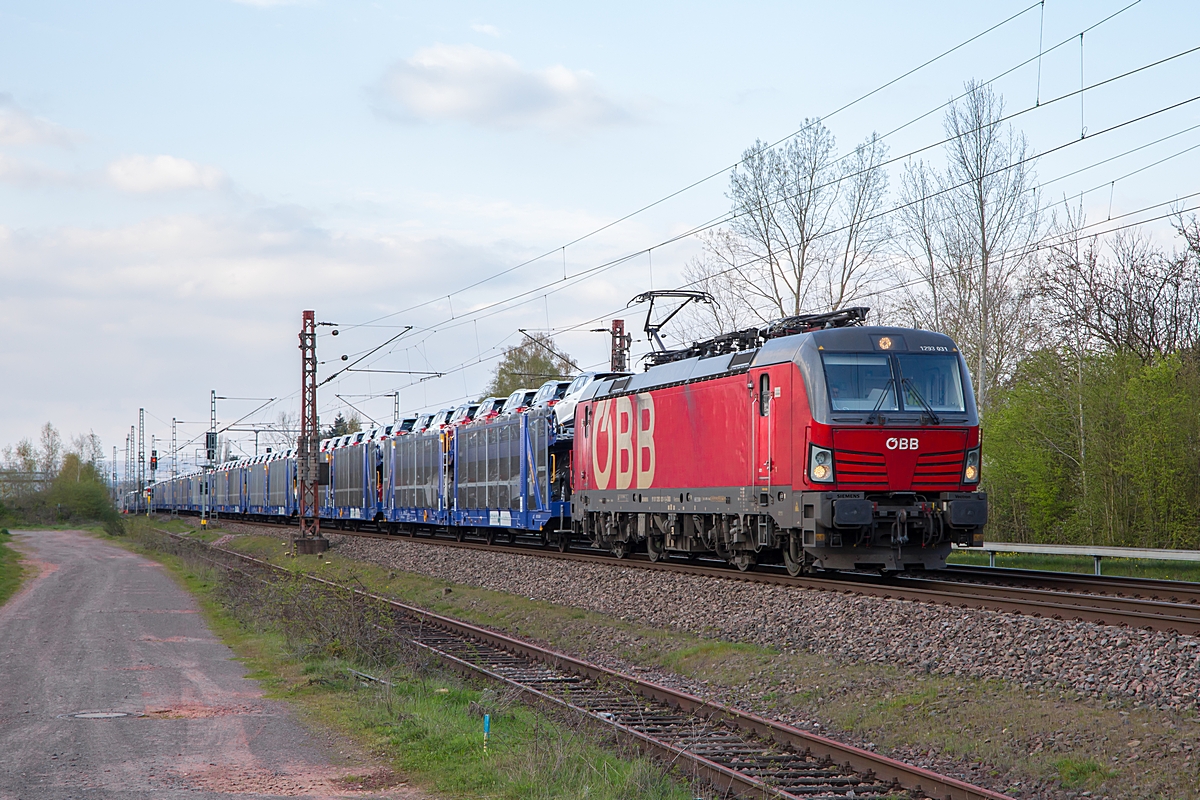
156;528;1008;800
210;518;1200;635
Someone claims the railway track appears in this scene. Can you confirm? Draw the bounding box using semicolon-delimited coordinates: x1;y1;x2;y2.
156;528;1008;800
933;564;1200;605
177;516;1200;634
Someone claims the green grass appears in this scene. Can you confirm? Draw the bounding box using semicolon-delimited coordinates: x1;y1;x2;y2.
948;549;1200;581
1053;757;1118;788
116;524;704;800
0;529;28;606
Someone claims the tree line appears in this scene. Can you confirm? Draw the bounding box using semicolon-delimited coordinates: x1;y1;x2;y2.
686;80;1200;548
0;423;124;534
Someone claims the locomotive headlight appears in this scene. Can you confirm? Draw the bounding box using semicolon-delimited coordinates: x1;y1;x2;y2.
809;445;834;483
963;447;980;484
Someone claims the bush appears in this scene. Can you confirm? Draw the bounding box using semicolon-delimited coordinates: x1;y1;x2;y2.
986;349;1200;548
2;452;124;529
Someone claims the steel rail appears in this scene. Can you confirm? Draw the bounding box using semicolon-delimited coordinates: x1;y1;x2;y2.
180;518;1200;633
157;528;1009;800
309;523;1200;634
936;565;1200;605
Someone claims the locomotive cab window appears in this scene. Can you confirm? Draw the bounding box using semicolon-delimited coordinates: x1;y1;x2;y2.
759;374;770;416
896;354;967;412
821;353;897;412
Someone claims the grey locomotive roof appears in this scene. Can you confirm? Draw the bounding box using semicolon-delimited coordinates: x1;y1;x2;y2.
591;326;959;399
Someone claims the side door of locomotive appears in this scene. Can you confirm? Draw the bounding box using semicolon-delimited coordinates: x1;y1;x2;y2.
750;365;791;488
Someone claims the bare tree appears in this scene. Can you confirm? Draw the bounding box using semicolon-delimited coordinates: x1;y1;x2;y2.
1173;207;1200;266
69;431;105;467
894;81;1041;409
827;133;891;309
684;122;890;336
680;230;771;338
1040;203;1200;362
38;423;62;477
263;411;298;451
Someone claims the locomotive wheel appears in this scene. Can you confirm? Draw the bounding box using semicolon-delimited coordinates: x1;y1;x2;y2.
782;538;804;577
557;533;570;553
508;530;517;545
455;527;465;542
485;528;496;546
610;540;628;559
646;535;665;562
731;552;756;572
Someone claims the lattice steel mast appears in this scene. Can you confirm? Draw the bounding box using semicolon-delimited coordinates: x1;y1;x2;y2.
295;310;327;553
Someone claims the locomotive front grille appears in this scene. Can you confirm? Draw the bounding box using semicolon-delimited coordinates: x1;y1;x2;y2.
833;450;888;486
913;450;964;490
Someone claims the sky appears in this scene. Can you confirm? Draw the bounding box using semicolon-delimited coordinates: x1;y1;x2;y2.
1;0;1197;477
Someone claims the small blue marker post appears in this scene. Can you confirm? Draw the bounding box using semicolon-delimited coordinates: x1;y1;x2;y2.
483;714;490;755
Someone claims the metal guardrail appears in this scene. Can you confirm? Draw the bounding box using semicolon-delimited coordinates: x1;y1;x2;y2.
954;541;1200;574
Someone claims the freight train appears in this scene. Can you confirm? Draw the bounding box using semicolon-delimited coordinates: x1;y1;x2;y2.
146;308;987;573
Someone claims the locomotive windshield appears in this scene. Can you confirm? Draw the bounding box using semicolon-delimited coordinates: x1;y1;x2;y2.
822;353;898;412
895;353;966;412
821;352;966;414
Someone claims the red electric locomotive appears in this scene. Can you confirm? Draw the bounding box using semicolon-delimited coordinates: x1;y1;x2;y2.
571;307;987;573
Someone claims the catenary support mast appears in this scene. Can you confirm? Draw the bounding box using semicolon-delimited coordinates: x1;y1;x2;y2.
296;309;327;553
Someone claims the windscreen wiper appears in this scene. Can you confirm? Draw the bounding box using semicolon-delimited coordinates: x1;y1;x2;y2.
902;378;941;425
864;383;893;425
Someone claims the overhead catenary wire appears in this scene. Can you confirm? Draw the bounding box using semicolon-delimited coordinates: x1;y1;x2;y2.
339;86;1200;379
336;40;1200;377
342;1;1109;335
195;3;1187;438
283;6;1168;415
218;89;1200;433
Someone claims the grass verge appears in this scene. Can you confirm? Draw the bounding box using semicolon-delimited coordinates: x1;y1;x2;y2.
0;529;27;606
112;522;705;800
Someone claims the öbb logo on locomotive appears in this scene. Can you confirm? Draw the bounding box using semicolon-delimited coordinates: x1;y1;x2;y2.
590;394;656;491
885;437;919;451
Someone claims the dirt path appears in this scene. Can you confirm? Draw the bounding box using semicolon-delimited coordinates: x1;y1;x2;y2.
0;529;423;800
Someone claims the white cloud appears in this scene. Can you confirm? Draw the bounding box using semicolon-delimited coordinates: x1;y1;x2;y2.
471;23;501;37
106;155;227;193
376;44;633;130
0;93;76;147
0;201;667;456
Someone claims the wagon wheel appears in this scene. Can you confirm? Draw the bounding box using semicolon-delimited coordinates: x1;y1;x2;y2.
508;530;517;545
731;551;756;572
646;535;665;562
557;532;570;553
610;540;628;559
455;527;466;542
485;527;497;546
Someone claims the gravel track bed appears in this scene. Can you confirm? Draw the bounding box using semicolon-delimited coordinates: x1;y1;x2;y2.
319;534;1200;715
183;521;1200;797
